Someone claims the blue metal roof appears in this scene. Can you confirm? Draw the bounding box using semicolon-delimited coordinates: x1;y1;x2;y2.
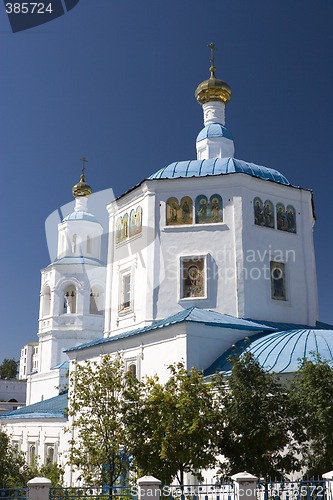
205;328;333;376
66;307;275;354
196;123;233;142
149;158;290;185
0;393;67;420
63;211;99;223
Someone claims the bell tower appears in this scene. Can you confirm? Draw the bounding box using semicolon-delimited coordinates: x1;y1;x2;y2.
26;160;106;405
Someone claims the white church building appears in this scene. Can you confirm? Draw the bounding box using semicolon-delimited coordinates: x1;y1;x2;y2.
2;54;333;486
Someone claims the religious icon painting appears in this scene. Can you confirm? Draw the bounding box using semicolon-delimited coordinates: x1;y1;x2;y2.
262;200;274;228
180;196;193;224
123;213;129;239
115;216;124;244
253;197;264;226
195;195;209;224
276;203;287;231
286;205;296;233
209;194;223;222
166;197;180;225
270;261;286;301
136;206;143;233
129;206;143;238
129;209;136;238
181;257;205;298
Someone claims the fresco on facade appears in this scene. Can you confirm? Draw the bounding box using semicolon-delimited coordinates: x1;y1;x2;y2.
166;197;180;225
166;197;193;225
129;206;143;237
286;205;297;233
195;194;223;223
116;206;143;244
123;213;129;239
182;257;205;298
115;216;124;244
276;203;286;231
276;203;296;233
271;261;286;300
254;197;274;228
180;196;193;224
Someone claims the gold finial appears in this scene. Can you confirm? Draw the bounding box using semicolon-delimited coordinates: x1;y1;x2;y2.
194;42;232;105
208;42;217;77
72;157;92;198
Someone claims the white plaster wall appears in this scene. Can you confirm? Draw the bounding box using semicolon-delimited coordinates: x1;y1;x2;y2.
57;219;103;260
26;369;66;404
239;176;317;325
0;379;26;403
1;418;77;486
105;173;317;330
106;188;156;335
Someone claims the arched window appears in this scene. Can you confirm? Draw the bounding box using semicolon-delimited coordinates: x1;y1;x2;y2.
90;287;104;315
42;286;51;317
29;444;36;464
61;234;66;255
63;285;76;314
72;234;77;253
86;235;92;254
128;363;137;379
46;446;55;464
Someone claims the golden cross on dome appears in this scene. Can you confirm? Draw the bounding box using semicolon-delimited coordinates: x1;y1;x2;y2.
80;156;88;179
208;42;217;76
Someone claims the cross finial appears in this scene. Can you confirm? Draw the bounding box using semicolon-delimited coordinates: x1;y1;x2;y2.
80;156;88;180
208;42;217;77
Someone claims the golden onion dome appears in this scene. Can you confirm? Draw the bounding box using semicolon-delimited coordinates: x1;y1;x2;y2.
72;172;92;198
195;65;232;105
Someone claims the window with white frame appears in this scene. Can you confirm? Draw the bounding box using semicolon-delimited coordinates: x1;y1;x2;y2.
180;256;206;299
29;443;37;464
45;444;55;464
119;272;132;312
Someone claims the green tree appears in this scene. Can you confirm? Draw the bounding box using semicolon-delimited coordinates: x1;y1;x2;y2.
22;456;64;486
216;352;298;480
67;354;135;487
289;355;333;477
0;359;18;379
124;362;222;485
0;429;26;487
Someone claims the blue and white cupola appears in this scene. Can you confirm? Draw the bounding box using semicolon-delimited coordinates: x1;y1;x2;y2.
195;47;235;160
56;168;103;262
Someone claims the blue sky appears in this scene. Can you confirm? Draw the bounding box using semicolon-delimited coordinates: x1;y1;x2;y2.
0;1;332;362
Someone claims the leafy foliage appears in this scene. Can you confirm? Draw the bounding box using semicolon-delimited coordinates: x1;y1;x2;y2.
67;354;135;486
22;456;64;486
289;355;333;477
0;430;26;487
124;362;222;484
0;358;18;379
216;352;299;480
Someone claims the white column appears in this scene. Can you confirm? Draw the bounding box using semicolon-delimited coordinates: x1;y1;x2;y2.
27;477;51;500
231;471;258;500
137;476;162;500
